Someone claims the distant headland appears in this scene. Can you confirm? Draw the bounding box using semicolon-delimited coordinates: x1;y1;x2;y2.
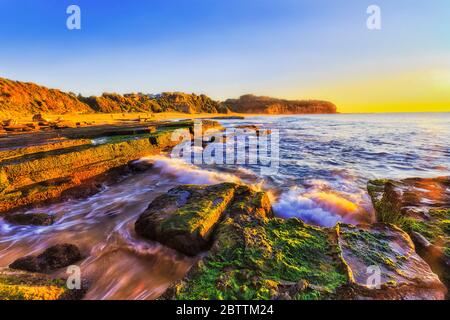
0;77;337;119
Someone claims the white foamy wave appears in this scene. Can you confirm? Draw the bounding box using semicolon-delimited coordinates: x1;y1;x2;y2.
273;183;370;227
138;155;241;185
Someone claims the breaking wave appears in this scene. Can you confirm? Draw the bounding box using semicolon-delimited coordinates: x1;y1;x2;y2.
137;156;241;185
273;181;374;227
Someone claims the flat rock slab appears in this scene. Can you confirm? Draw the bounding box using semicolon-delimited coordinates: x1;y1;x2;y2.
337;223;446;300
10;244;82;273
135;183;239;256
156;183;445;300
368;177;450;293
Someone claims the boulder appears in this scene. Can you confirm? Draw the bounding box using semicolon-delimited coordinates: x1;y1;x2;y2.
163;216;348;300
135;183;239;256
368;177;450;294
160;183;446;300
0;268;67;300
4;213;55;226
54;120;77;129
10;244;82;273
337;223;447;300
128;159;154;172
32;114;48;123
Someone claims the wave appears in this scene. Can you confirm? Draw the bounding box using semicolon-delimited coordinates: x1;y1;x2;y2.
137;155;241;185
273;180;373;227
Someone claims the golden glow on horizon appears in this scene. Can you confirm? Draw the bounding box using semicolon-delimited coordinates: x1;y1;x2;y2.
294;69;450;113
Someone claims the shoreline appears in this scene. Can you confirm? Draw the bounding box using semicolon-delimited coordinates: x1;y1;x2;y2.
0;114;448;300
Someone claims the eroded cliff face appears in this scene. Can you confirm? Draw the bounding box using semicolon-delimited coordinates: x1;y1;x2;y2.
0;77;228;118
223;94;338;114
0;78;93;119
1;77;338;119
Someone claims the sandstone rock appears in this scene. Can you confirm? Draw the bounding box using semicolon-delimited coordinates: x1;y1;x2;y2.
135;183;239;256
10;244;82;273
54;120;77;129
4;124;27;132
162;216;348;300
368;177;450;294
4;213;55;226
128;159;154;172
337;223;447;300
0;268;67;300
160;183;446;300
3;119;18;126
0;128;183;213
223;94;337;114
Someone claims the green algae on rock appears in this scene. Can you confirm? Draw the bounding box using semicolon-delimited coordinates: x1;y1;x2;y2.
155;183;446;300
337;223;446;300
0;121;223;214
135;183;239;256
166;217;347;300
367;177;450;293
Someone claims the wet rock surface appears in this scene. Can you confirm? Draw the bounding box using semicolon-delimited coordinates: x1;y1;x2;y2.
368;177;450;294
149;183;445;300
9;244;82;273
135;183;239;256
4;212;55;226
337;223;447;300
0;120;223;214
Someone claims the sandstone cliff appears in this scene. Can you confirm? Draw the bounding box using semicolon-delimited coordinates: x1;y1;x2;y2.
0;77;338;118
223;94;337;114
0;77;92;119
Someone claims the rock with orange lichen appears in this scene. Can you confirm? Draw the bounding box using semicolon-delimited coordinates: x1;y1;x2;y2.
0;268;81;300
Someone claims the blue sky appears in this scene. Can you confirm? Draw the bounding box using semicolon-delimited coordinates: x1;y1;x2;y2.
0;0;449;112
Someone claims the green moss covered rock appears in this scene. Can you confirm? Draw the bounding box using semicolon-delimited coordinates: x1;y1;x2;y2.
368;177;450;293
135;183;239;256
337;223;446;300
152;183;445;300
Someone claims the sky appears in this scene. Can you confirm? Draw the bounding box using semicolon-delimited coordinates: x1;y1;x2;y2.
0;0;449;113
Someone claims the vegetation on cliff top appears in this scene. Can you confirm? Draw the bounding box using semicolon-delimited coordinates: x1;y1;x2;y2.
0;77;92;119
0;77;337;118
223;94;337;114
